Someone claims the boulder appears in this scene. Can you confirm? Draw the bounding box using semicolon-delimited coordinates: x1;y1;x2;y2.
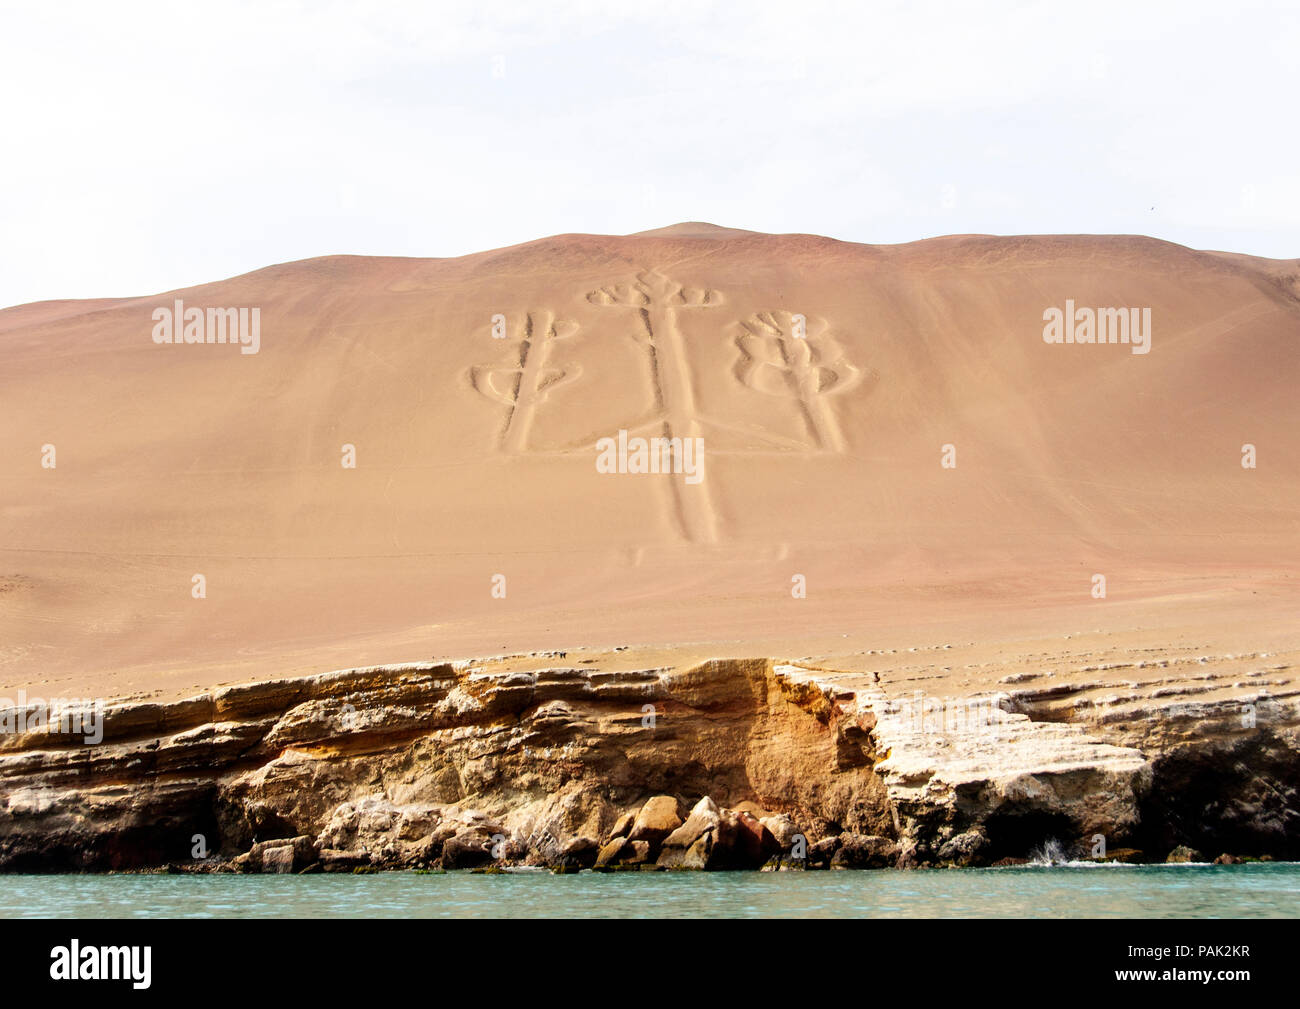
896;840;924;869
319;848;370;872
558;835;599;869
292;835;319;865
400;833;445;868
442;827;496;869
262;846;295;873
628;796;683;849
607;812;636;842
623;840;653;866
670;809;783;870
595;836;631;868
428;820;460;846
681;830;713;870
658;797;720;866
1166;845;1204;863
808;836;841;868
831;834;899;869
733;812;781;867
245;835;318;873
937;829;989;867
759;814;799;850
709;809;742;863
1214;853;1241;865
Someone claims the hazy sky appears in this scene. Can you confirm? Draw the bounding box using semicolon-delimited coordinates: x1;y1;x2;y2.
2;0;1296;308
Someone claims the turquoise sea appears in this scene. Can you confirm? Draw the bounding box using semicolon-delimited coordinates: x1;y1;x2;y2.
4;862;1298;918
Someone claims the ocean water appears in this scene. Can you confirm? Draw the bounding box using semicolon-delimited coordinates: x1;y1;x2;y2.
4;862;1298;918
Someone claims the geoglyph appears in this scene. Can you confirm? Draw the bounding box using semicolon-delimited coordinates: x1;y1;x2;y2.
468;269;864;541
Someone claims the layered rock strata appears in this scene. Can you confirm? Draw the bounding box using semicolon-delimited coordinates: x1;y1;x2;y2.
1;651;1295;871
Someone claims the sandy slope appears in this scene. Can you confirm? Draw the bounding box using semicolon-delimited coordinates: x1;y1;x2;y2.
1;224;1296;700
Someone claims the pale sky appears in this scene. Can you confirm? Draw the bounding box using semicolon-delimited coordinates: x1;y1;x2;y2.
1;0;1296;309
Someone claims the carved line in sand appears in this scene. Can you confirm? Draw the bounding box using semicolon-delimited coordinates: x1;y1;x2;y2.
733;310;862;453
584;269;723;543
467;270;865;542
467;310;581;454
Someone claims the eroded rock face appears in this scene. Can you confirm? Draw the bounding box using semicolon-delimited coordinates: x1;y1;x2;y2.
0;652;1295;871
0;656;887;871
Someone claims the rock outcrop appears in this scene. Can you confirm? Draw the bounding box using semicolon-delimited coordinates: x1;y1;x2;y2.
1;650;1296;871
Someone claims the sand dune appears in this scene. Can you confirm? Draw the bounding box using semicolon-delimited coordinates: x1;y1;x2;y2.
1;225;1297;699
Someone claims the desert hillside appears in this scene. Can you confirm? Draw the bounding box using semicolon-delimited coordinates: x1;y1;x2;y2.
1;225;1297;698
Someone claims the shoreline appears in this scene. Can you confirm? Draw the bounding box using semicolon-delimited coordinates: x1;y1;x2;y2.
2;648;1296;875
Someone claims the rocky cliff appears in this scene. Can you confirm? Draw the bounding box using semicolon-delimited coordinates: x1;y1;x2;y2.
1;649;1296;872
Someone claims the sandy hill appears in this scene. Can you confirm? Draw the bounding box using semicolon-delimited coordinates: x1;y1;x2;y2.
1;224;1297;699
